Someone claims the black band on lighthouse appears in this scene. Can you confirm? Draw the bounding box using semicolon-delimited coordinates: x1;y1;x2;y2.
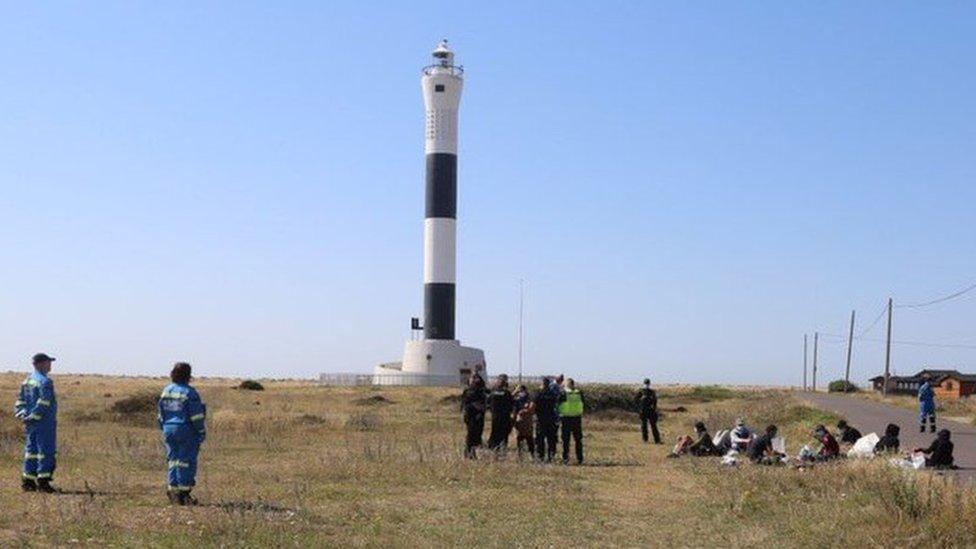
424;283;455;340
425;153;457;219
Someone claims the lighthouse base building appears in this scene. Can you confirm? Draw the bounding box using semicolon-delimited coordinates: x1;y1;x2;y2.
374;40;485;387
375;340;486;386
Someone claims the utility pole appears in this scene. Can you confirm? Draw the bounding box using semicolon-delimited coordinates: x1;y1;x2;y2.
812;331;819;392
883;297;893;397
803;334;808;391
517;278;524;384
844;309;856;390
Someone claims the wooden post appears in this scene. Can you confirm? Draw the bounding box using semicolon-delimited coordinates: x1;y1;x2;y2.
844;309;856;390
803;334;808;391
883;297;893;397
812;331;819;392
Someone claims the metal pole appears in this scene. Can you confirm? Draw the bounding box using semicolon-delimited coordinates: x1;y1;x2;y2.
844;309;856;390
517;278;524;384
883;297;893;397
803;334;808;391
812;332;819;392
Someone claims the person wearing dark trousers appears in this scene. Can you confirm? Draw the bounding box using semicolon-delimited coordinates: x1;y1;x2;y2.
836;420;862;446
534;378;559;462
460;373;488;459
487;374;514;452
917;429;954;469
549;374;565;447
636;378;661;444
558;378;585;464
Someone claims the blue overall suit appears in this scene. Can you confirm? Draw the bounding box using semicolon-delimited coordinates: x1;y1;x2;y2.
157;383;206;493
918;381;936;433
14;371;58;483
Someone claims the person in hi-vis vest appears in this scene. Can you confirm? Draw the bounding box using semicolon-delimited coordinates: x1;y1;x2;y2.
557;378;586;464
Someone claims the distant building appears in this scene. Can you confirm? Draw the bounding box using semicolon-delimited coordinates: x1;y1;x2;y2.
870;368;976;399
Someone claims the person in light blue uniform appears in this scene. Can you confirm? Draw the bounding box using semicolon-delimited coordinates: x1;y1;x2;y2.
158;362;206;505
14;353;59;493
918;380;936;434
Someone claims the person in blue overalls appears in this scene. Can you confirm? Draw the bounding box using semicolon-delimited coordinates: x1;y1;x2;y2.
158;362;206;505
14;353;59;493
918;380;936;434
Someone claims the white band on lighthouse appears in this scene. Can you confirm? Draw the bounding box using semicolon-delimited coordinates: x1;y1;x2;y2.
425;108;459;155
423;218;456;284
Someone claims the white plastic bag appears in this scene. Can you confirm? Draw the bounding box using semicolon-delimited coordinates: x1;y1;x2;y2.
772;436;786;455
847;433;880;459
890;451;927;470
712;429;729;446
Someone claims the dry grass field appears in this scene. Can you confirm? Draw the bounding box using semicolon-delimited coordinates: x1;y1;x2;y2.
1;373;975;547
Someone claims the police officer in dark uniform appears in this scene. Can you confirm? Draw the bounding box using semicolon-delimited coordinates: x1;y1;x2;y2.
636;378;661;444
534;378;560;462
487;374;514;452
460;373;488;459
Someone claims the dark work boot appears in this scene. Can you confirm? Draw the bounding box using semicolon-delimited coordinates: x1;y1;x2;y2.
21;477;37;492
37;478;56;494
920;425;926;433
167;489;180;505
182;491;198;506
931;424;937;433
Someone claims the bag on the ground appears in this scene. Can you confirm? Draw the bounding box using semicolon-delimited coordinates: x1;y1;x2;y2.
772;436;786;455
847;433;880;458
712;429;729;447
889;451;926;470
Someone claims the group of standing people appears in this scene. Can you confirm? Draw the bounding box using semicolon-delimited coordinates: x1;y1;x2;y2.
460;373;586;464
13;353;208;505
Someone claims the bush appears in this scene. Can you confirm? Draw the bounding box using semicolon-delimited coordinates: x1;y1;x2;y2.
581;384;640;414
828;380;859;393
239;379;265;391
111;392;158;414
109;392;159;427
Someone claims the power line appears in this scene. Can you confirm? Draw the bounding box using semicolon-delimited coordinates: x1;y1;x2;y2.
859;301;888;337
897;280;976;309
814;332;976;350
855;337;976;351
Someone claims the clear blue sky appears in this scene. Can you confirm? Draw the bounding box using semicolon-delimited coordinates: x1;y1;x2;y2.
2;2;974;384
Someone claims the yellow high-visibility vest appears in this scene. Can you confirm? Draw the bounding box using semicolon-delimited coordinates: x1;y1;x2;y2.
559;390;584;417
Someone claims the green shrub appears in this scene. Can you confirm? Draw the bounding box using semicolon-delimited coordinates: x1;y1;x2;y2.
239;379;265;391
828;380;859;393
108;392;159;427
110;392;158;414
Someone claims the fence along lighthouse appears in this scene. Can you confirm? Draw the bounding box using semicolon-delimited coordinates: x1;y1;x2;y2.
375;40;486;385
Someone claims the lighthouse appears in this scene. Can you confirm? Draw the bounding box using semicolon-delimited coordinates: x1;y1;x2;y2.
375;40;486;386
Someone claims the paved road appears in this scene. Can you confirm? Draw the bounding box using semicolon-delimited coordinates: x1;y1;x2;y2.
802;392;976;483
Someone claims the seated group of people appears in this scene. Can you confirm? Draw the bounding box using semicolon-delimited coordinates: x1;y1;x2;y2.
669;418;955;469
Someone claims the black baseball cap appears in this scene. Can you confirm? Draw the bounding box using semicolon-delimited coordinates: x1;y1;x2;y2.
32;353;56;364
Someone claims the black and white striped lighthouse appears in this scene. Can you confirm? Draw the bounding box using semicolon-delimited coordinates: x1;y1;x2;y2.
376;41;484;386
421;40;463;341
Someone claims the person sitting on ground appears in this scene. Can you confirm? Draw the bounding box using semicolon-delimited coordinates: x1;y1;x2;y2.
813;424;840;461
836;420;862;446
916;429;954;469
747;425;783;465
729;418;752;452
669;421;718;457
874;423;900;454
